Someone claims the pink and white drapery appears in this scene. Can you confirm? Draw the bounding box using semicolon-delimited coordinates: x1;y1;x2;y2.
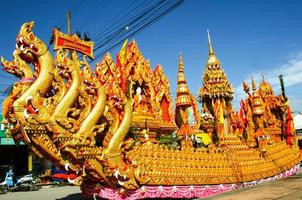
81;164;299;200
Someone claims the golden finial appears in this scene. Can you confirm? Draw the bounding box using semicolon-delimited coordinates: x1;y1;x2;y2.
177;53;187;85
251;76;256;91
207;29;214;55
206;30;220;66
176;53;192;106
178;52;184;72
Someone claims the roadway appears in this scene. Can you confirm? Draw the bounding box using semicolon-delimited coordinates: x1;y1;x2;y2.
0;166;301;200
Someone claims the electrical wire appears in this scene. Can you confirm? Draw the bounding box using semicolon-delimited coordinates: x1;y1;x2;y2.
0;71;16;79
93;0;165;46
94;0;182;48
73;0;89;16
91;0;184;61
78;0;111;31
92;0;171;55
1;1;184;94
91;0;151;39
60;0;88;30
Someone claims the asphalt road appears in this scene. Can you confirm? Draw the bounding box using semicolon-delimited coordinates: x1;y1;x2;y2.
0;185;82;200
1;167;302;200
203;167;302;200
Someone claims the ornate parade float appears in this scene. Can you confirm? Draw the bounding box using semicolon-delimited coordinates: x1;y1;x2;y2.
1;22;300;199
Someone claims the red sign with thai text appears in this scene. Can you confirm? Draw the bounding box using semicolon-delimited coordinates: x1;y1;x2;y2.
53;29;94;59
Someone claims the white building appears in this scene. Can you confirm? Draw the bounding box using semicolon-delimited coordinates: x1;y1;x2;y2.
294;113;302;131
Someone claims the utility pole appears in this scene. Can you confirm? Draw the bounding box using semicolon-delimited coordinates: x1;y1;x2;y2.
66;10;72;57
67;10;72;35
279;74;287;141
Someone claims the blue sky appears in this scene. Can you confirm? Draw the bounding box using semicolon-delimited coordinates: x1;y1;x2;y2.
1;0;302;113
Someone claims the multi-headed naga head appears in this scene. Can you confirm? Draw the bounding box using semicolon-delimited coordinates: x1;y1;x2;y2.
1;55;24;78
16;21;47;62
1;49;33;79
55;49;73;78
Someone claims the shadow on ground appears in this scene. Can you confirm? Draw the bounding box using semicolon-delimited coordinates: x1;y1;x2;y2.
56;193;83;200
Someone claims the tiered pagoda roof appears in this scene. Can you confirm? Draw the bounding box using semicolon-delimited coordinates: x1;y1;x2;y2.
198;30;234;100
176;53;193;106
175;53;200;130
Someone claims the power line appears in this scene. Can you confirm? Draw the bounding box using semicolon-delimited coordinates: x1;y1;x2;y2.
78;0;111;31
0;71;16;80
60;0;88;30
91;0;184;61
73;0;88;16
91;0;150;39
92;0;169;54
48;0;184;64
93;0;164;46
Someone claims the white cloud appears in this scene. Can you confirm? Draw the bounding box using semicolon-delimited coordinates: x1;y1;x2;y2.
233;52;302;111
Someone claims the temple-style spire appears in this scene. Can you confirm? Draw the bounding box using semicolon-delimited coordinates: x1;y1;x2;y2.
199;31;234;138
251;76;264;115
259;73;275;97
178;52;184;73
176;53;192;106
206;30;220;66
207;29;214;55
175;53;200;130
199;31;233;101
252;76;256;91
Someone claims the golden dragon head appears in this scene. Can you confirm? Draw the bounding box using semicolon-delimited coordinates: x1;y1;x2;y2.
55;49;75;79
1;56;24;78
1;49;34;80
16;22;48;63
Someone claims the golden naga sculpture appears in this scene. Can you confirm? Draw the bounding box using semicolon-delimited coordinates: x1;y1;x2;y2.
1;22;300;199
